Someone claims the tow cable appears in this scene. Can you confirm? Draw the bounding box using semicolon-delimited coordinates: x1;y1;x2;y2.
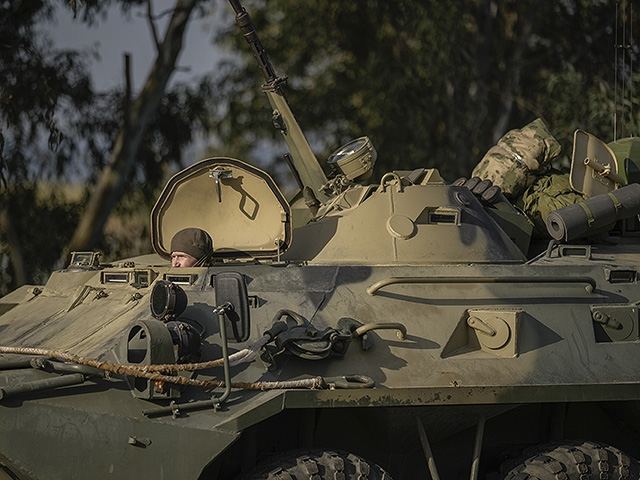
0;345;374;402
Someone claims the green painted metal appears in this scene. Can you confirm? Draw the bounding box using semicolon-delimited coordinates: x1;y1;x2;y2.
1;1;640;479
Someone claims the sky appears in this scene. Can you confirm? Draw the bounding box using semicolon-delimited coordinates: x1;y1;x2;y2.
43;0;229;92
37;0;302;190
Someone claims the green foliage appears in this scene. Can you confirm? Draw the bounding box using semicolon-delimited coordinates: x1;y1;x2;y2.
213;0;639;182
0;1;103;293
0;184;82;295
0;0;214;293
1;1;88;183
215;0;479;179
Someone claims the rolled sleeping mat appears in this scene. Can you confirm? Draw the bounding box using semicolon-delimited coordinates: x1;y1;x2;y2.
545;183;640;242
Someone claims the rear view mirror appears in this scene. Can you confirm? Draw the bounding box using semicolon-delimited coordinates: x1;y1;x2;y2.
214;272;250;342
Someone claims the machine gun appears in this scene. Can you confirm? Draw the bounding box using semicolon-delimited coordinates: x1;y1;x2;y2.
228;0;330;203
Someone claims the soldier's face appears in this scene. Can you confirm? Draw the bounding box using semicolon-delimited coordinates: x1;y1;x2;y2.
171;251;197;267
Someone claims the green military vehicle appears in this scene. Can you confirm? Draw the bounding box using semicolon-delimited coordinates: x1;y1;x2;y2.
1;1;640;478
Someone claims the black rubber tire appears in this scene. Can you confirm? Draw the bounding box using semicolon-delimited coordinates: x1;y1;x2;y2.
237;448;393;480
501;440;640;480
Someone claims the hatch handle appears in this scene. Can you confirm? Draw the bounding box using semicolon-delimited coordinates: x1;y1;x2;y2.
376;172;403;193
209;168;233;202
584;157;626;186
353;322;407;340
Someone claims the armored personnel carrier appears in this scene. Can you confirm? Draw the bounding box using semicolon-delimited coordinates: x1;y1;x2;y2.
1;1;640;479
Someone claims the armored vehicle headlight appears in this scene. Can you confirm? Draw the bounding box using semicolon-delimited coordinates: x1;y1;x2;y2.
150;280;187;320
327;136;377;183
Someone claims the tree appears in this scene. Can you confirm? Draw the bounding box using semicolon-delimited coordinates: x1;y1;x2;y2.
0;0;98;288
212;0;639;181
0;0;215;294
67;0;201;252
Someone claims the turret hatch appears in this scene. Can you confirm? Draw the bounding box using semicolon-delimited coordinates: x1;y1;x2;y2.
151;158;291;260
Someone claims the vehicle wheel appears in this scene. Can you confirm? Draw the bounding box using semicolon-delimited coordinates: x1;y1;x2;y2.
237;448;393;479
500;440;640;480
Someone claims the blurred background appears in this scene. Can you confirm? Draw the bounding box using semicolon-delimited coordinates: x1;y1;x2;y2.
1;0;638;294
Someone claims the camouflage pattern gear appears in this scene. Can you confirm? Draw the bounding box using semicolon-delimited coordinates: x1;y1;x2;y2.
516;172;587;237
472;118;562;198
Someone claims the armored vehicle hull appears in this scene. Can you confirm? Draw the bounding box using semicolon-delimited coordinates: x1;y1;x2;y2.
1;170;640;479
1;1;640;479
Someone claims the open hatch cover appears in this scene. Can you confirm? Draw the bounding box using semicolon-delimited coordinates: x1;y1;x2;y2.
570;130;623;197
151;158;292;261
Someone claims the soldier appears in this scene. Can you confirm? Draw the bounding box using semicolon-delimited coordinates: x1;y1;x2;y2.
170;228;213;267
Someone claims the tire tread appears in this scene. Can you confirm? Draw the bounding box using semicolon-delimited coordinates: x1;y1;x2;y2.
237;448;392;480
501;441;640;480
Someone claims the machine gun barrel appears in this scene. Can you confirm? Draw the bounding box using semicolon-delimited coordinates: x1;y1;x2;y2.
229;0;276;83
228;0;329;202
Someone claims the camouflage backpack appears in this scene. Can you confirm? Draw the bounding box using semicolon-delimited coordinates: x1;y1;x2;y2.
516;172;587;238
472;118;562;199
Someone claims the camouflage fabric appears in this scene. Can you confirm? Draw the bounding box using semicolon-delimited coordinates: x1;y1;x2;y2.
516;173;587;238
472;118;562;198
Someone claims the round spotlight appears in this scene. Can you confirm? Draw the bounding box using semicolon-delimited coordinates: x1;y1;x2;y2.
150;280;187;320
327;136;377;183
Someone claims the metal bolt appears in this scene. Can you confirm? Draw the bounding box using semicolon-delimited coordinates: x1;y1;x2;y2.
593;311;608;323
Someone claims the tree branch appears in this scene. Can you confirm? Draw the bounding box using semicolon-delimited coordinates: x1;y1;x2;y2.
146;0;161;52
66;0;199;255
